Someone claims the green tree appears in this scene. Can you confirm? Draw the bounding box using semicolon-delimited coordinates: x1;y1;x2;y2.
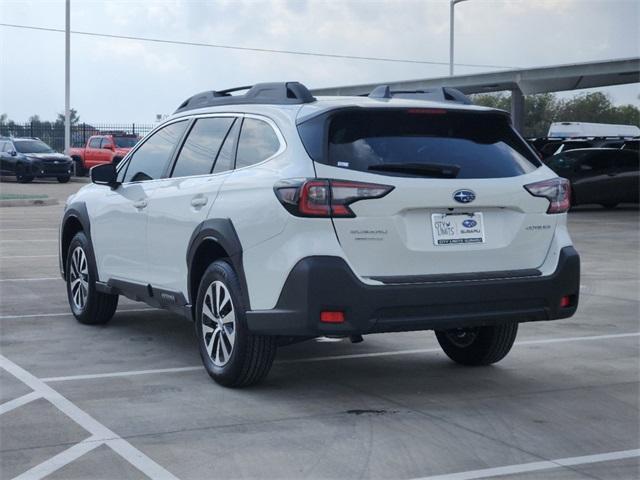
56;108;80;126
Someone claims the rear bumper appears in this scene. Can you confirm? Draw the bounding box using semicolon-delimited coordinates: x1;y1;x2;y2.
246;246;580;336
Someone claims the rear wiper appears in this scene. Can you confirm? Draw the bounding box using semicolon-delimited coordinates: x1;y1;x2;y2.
368;162;460;178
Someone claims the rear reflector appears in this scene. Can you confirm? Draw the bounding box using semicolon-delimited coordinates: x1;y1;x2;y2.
320;311;345;323
560;296;571;308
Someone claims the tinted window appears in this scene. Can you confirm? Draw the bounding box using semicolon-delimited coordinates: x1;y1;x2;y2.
0;141;6;152
89;137;101;148
172;117;234;178
322;110;539;179
114;136;139;148
547;151;588;172
235;118;280;169
100;138;113;148
212;120;240;174
123;121;187;182
14;140;54;154
579;152;613;173
615;150;639;170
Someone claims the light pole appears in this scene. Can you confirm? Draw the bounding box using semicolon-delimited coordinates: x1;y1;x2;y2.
64;0;70;155
449;0;471;76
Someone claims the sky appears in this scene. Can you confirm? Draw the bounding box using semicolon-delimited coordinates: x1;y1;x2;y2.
1;0;639;123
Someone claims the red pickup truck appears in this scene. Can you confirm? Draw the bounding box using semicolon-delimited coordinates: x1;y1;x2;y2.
69;134;139;175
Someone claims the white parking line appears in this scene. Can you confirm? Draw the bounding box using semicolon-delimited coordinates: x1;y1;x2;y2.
0;277;60;282
0;254;57;259
41;332;640;383
0;308;155;320
411;448;640;480
0;391;40;415
0;239;57;243
0;354;179;480
12;437;103;480
0;228;58;231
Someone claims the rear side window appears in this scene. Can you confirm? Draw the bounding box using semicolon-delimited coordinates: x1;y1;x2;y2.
172;117;235;178
301;109;540;179
235;118;280;169
89;137;101;148
123;121;187;182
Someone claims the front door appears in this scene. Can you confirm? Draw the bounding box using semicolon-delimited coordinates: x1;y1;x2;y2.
90;120;189;285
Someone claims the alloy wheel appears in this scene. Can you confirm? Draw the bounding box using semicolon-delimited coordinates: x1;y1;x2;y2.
69;247;89;310
445;327;479;348
201;280;236;367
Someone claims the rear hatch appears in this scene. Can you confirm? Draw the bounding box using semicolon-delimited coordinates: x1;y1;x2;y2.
299;107;557;280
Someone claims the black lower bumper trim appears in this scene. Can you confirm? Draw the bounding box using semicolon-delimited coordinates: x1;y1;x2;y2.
246;247;580;336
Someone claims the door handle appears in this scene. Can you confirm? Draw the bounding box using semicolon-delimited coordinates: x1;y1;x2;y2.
133;199;148;209
190;196;208;208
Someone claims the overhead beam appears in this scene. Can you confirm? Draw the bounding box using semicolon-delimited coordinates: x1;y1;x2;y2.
310;57;640;97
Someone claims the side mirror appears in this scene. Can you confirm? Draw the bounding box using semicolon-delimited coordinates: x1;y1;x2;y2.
91;163;119;188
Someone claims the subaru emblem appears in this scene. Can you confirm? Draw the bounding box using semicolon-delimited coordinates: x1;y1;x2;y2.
453;190;476;204
462;219;477;228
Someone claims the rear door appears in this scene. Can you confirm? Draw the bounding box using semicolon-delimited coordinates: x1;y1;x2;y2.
307;108;556;278
145;115;239;294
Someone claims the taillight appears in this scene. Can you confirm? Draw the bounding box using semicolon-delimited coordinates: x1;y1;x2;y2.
274;179;394;218
524;177;571;214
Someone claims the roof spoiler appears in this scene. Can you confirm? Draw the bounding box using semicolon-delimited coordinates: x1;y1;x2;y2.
174;82;316;113
367;85;473;105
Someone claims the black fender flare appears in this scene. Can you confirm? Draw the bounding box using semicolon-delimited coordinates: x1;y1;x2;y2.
186;218;250;309
60;202;95;280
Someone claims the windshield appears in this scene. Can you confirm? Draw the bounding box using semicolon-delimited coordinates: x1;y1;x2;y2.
324;110;539;179
14;140;55;154
114;136;139;148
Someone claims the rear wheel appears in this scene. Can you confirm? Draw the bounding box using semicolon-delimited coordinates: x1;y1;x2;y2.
16;164;34;183
196;260;277;387
73;158;86;176
435;323;518;366
57;176;70;183
66;231;118;324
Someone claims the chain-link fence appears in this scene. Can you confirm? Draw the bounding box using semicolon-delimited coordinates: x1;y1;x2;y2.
0;122;156;152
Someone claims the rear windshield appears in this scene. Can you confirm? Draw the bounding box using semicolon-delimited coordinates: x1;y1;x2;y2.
301;109;540;179
114;136;139;148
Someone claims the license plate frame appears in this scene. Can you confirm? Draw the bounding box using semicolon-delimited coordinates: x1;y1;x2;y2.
431;212;485;245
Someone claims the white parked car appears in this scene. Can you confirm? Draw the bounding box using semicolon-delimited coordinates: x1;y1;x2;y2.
59;82;580;387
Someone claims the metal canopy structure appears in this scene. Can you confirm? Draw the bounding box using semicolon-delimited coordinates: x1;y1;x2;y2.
310;57;640;132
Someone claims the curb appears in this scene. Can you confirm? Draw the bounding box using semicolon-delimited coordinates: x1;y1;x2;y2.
0;198;59;208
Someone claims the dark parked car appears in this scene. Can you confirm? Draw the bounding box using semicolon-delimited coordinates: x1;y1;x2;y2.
546;148;639;208
0;137;73;183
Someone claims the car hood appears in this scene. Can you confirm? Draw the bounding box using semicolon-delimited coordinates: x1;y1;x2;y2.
25;152;72;161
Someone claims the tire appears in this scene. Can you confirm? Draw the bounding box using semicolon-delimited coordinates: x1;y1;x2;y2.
57;176;71;183
73;158;86;177
66;231;118;325
16;164;34;183
435;323;518;366
195;260;277;387
601;203;618;209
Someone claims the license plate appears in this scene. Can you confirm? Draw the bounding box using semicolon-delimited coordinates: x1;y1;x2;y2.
431;212;485;245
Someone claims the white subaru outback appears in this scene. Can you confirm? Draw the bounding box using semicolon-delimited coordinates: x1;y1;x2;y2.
59;82;580;387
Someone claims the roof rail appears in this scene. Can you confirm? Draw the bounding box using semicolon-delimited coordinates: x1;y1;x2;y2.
174;81;316;113
367;85;473;105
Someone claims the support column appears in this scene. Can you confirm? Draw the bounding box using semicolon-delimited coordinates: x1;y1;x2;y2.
510;87;525;133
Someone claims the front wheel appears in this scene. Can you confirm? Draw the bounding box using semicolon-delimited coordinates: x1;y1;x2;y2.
66;231;118;324
16;164;34;183
196;260;277;387
57;176;71;183
435;323;518;366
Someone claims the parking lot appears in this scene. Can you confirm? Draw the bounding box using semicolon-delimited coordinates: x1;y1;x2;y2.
0;179;638;480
